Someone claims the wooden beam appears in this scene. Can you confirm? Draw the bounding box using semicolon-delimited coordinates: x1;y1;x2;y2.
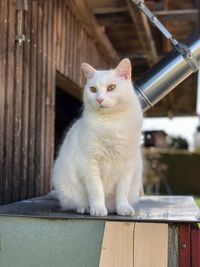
56;71;82;101
154;9;199;21
126;0;159;66
92;6;128;15
127;1;159;65
65;0;119;65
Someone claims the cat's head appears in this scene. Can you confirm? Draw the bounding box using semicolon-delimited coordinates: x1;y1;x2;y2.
82;58;135;113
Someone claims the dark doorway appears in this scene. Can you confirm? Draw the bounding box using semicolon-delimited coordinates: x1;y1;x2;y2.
54;86;82;157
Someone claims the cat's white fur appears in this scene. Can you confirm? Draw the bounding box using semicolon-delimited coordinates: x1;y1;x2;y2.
52;58;143;216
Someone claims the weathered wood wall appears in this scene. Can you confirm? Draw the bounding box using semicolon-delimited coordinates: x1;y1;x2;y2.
0;0;117;204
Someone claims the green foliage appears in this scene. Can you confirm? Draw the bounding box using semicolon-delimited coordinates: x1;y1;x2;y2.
196;198;200;207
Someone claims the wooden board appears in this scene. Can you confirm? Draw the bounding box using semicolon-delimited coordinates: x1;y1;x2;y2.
134;223;168;267
99;221;168;267
99;222;134;267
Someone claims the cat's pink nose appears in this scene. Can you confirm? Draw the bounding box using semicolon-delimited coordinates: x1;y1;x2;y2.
96;97;104;104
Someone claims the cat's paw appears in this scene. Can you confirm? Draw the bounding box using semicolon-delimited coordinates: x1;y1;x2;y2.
117;205;135;216
77;207;90;214
90;206;108;217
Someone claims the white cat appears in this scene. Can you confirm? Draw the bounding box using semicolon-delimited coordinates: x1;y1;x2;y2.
52;58;143;216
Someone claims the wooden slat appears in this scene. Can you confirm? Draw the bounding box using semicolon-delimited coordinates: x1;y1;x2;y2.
60;0;65;73
134;223;168;267
12;5;24;202
126;0;159;66
99;222;134;267
21;2;31;200
191;227;200;267
178;224;191;267
69;11;74;80
2;0;14;204
154;9;199;21
56;0;62;71
44;0;54;194
0;0;7;203
40;0;48;195
34;1;43;196
66;0;119;65
27;0;37;198
64;6;70;77
92;6;128;15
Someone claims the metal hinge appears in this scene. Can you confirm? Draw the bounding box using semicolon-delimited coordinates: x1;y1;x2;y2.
132;0;199;72
16;0;28;11
15;34;26;44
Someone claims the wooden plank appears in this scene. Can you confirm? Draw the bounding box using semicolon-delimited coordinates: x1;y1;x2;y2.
0;0;7;204
3;0;14;204
40;0;48;195
68;11;74;80
12;4;24;202
134;223;168;267
60;0;65;73
92;6;128;15
44;0;54;194
64;6;70;77
56;0;62;71
50;0;57;187
154;9;199;21
66;0;119;65
21;1;31;200
99;222;134;267
126;0;159;66
191;227;200;267
78;27;84;87
178;224;191;267
27;0;37;198
73;17;78;82
34;1;43;197
168;225;179;267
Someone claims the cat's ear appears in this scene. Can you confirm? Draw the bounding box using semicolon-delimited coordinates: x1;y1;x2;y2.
82;63;96;79
114;58;131;80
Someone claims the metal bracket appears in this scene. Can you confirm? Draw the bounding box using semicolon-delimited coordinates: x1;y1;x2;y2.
15;34;26;44
132;0;199;72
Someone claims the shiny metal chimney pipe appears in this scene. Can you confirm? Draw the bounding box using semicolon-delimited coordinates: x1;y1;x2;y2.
135;32;200;112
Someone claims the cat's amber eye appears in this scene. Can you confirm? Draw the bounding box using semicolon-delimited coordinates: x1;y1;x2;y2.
90;86;97;93
107;84;116;92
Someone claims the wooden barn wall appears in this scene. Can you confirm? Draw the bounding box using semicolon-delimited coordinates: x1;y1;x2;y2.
0;0;112;205
56;1;110;88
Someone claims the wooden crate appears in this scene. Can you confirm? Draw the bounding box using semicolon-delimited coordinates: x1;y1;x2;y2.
0;196;199;267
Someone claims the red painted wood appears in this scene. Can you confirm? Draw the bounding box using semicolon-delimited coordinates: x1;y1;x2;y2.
179;224;191;267
191;227;200;267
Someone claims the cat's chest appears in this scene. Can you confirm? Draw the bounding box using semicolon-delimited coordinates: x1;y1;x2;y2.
93;125;135;159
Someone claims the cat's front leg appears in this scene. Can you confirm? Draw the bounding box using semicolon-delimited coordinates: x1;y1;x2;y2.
116;174;135;216
84;161;108;217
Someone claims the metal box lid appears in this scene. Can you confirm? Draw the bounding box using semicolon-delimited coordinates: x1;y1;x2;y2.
0;195;199;223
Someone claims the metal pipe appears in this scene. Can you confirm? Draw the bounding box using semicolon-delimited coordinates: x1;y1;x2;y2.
135;32;200;112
